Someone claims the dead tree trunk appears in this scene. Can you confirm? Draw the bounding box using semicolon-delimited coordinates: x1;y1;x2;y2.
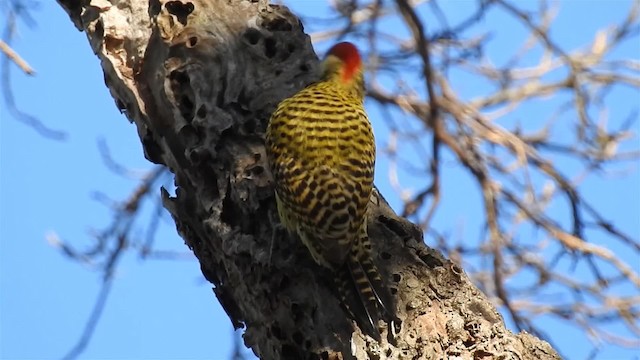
56;0;560;359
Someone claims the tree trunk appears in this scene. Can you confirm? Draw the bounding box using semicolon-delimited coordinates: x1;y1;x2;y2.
56;0;560;359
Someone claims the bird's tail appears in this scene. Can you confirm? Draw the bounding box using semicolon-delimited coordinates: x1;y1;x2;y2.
334;239;397;341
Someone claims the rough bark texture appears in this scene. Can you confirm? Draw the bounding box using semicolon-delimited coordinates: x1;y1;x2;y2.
56;1;560;359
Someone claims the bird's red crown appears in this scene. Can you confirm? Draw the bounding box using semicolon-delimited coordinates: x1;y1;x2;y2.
326;42;362;82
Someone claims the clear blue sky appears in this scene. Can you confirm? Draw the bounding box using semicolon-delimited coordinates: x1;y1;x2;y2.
1;1;638;360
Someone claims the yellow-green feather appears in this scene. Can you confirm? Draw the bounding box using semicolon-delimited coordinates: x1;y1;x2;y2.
266;52;395;340
267;61;373;267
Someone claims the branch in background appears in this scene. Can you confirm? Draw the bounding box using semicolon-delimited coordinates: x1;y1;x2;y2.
47;140;171;359
395;0;442;232
1;1;67;140
325;0;640;355
0;39;34;74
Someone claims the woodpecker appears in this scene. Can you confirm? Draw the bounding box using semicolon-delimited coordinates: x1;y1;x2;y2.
265;42;396;340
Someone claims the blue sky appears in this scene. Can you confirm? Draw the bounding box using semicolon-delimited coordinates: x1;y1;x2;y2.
1;1;638;360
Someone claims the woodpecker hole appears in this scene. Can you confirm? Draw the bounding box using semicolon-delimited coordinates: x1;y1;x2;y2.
95;19;104;41
180;96;195;121
196;105;207;118
321;351;330;360
244;164;264;178
392;273;401;283
188;150;201;164
186;36;198;48
220;190;237;224
244;28;262;45
390;287;398;295
271;324;284;340
142;131;164;164
165;1;194;25
188;147;209;165
279;43;296;61
169;70;195;122
290;302;300;313
264;37;277;58
178;124;198;145
381;251;392;260
253;165;264;175
300;63;310;72
243;119;257;133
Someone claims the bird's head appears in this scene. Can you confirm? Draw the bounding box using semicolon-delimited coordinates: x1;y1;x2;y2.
321;42;363;84
321;42;364;99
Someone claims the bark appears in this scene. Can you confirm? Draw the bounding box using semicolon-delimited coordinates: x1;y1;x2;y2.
56;0;561;359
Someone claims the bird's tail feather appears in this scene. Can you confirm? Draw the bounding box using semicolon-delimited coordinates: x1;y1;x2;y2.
335;255;381;341
358;253;397;322
334;245;397;340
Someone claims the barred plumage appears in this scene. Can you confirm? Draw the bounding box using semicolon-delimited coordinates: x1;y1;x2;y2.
266;42;397;340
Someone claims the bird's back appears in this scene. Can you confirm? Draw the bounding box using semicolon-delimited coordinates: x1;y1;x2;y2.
266;80;375;267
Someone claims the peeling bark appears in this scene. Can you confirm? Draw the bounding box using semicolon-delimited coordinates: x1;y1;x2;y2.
56;0;560;359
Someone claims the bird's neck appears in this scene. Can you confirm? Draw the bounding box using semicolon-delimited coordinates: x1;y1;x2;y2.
324;74;365;104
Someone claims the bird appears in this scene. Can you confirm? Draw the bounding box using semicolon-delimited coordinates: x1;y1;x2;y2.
265;41;397;340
